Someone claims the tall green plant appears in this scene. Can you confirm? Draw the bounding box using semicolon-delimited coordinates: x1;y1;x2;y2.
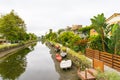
90;13;107;51
109;24;120;55
45;29;57;42
89;35;103;51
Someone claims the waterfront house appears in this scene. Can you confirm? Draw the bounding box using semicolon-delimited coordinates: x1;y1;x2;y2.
90;13;120;36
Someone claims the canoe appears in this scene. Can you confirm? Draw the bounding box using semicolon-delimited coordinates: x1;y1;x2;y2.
55;54;62;62
60;60;72;69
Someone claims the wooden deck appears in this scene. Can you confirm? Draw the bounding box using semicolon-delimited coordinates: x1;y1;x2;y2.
77;59;104;80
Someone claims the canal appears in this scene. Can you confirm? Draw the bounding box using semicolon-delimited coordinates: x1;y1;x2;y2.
0;42;60;80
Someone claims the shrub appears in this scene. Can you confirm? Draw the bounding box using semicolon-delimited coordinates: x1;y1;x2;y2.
61;46;66;52
89;35;102;51
95;71;120;80
67;48;91;70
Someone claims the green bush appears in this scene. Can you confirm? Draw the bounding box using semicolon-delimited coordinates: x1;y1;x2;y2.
95;71;120;80
61;46;66;52
89;35;102;51
67;48;91;70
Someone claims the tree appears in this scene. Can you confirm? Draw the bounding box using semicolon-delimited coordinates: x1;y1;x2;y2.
0;10;26;42
57;31;81;51
28;33;37;40
109;24;120;55
57;28;65;34
45;29;57;41
90;13;107;51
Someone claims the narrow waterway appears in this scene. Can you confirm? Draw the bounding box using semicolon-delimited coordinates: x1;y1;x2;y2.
0;42;60;80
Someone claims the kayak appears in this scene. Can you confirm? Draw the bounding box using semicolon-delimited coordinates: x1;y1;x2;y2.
55;54;62;62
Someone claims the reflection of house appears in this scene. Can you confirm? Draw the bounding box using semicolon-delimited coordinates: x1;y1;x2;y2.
90;13;120;36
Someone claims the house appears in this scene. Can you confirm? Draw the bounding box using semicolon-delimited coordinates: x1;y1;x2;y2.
71;25;82;31
90;29;98;36
71;25;85;38
90;13;120;36
106;13;120;25
0;39;6;44
71;25;82;35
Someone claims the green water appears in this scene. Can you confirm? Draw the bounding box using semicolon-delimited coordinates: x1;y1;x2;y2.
0;42;59;80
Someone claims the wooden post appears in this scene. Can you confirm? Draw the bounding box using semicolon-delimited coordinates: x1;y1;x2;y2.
85;68;88;79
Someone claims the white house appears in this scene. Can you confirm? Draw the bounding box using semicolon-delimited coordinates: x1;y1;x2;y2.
106;13;120;25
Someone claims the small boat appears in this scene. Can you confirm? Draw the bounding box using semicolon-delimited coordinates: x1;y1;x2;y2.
55;45;60;49
55;54;62;62
60;60;72;69
55;45;60;52
60;52;67;57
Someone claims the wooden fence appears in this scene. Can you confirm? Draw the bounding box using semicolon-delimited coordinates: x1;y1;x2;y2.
85;48;120;71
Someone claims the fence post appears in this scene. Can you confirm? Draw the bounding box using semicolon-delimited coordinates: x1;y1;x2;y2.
112;54;113;68
93;49;95;59
99;51;101;61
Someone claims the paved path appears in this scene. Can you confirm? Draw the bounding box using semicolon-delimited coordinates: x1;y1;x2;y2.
87;58;120;74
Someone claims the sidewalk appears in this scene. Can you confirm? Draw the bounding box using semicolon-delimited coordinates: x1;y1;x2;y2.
87;58;120;74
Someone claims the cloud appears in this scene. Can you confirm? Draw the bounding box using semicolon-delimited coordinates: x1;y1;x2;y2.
0;0;120;36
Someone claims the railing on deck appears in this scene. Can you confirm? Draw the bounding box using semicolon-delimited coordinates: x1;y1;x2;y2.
86;48;120;71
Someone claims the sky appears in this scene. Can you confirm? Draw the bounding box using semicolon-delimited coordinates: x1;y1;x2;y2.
0;0;120;36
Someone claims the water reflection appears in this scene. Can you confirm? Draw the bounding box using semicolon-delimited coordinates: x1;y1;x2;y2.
0;43;36;80
0;42;60;80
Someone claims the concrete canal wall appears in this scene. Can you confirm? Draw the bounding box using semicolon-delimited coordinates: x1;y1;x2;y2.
0;41;37;58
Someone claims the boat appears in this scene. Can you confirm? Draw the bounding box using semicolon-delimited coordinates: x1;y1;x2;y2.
60;60;72;69
55;45;60;52
55;45;60;49
60;52;67;57
55;54;62;62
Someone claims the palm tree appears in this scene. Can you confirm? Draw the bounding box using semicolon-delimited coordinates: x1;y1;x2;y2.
90;13;107;51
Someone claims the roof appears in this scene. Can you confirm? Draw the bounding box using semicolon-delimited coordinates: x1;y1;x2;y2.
71;25;82;31
106;13;120;22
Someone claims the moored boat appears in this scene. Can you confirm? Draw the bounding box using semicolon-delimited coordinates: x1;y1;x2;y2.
60;60;72;69
60;52;67;58
55;54;62;62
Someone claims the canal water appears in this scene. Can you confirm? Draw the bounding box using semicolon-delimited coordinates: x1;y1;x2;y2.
0;42;60;80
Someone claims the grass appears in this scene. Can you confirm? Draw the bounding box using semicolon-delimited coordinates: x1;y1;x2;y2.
95;70;120;80
0;43;18;49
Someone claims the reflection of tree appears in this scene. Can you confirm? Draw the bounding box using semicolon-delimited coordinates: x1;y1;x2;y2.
29;43;37;51
0;47;31;80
